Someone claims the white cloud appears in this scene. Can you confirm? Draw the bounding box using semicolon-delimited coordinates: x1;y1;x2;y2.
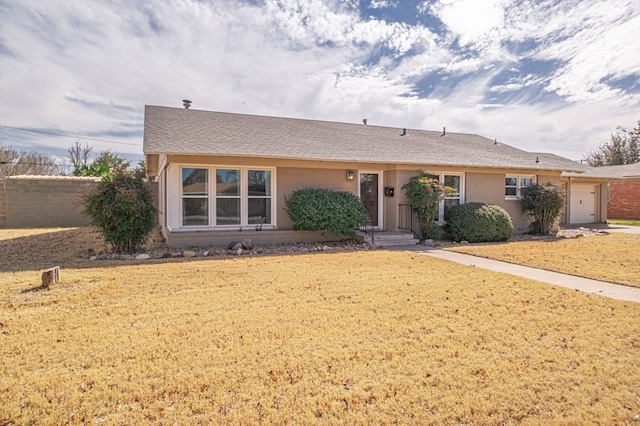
0;0;638;164
369;0;397;9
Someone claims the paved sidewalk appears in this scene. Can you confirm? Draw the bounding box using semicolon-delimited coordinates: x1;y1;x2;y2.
389;246;640;303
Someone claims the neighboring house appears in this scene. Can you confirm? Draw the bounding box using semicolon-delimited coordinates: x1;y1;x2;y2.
583;162;640;220
143;105;609;248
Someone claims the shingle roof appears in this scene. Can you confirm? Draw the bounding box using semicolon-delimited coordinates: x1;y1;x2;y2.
569;162;640;179
143;105;586;173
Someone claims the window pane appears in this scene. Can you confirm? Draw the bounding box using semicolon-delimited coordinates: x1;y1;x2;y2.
444;175;460;197
505;177;517;186
444;199;460;217
248;198;271;224
521;177;533;187
248;170;271;196
216;198;240;225
216;169;240;196
505;187;517;196
182;168;208;195
182;198;208;226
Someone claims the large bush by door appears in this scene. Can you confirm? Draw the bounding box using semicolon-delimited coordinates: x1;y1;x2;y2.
285;188;366;237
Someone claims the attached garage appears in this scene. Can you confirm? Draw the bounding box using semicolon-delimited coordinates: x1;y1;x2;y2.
569;183;597;224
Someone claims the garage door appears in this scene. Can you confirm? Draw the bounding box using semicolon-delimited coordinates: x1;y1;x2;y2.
570;184;596;224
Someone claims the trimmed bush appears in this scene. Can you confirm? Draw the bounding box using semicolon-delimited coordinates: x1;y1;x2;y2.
82;169;157;253
285;188;366;237
445;202;513;243
520;182;564;235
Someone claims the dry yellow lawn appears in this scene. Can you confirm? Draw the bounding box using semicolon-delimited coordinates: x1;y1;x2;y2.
449;233;640;288
1;228;640;424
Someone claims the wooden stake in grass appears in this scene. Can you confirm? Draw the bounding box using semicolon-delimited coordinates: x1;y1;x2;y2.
41;266;60;289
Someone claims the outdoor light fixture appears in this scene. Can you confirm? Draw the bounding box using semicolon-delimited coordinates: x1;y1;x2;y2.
346;170;355;180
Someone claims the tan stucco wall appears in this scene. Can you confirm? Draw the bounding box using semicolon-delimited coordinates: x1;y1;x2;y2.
276;167;358;229
160;156;598;239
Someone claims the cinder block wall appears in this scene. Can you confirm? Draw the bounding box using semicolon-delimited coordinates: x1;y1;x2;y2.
3;176;100;228
608;179;640;220
0;179;6;228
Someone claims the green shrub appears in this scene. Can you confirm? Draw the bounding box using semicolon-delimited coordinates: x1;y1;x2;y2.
285;188;366;237
82;169;157;253
520;182;564;235
445;202;513;243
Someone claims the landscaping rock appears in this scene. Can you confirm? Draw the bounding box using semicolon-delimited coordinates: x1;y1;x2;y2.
231;243;242;251
183;250;196;258
242;239;254;250
161;251;173;258
135;253;150;260
424;239;434;246
98;253;110;260
227;241;239;250
460;240;470;245
84;248;96;259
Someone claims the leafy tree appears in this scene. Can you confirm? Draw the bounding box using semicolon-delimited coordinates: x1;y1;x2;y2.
81;168;157;253
583;120;640;166
73;161;112;178
93;150;130;173
0;146;60;177
520;182;565;235
71;148;131;178
401;172;446;239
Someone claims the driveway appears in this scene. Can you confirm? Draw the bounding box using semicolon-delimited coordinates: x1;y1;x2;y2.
563;223;640;235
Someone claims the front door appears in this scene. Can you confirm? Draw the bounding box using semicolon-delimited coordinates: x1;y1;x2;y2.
359;172;382;228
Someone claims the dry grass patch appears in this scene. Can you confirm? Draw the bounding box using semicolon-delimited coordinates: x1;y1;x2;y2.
1;228;640;424
448;233;640;288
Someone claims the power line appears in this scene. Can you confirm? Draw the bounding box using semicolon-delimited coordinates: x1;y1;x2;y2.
0;125;142;147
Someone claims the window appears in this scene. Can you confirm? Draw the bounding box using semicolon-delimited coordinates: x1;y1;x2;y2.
180;166;274;228
505;175;534;199
247;170;272;225
182;168;209;226
443;174;462;218
428;172;464;222
216;169;241;225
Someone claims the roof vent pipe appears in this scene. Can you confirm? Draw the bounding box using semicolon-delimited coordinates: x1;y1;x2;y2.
441;127;446;136
182;99;192;109
363;118;367;125
401;128;407;136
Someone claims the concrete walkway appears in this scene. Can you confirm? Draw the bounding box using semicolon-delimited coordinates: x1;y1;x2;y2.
416;249;640;303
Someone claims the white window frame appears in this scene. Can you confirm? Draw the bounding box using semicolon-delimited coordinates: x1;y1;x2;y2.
425;172;465;224
181;167;210;227
440;173;464;222
178;165;276;229
505;175;536;200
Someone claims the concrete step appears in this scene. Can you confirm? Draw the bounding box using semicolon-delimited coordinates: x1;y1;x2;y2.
355;231;420;247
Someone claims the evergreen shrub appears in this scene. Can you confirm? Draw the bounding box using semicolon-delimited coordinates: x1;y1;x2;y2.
445;202;513;243
285;188;366;237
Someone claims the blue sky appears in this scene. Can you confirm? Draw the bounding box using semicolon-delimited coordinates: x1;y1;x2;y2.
1;0;639;168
